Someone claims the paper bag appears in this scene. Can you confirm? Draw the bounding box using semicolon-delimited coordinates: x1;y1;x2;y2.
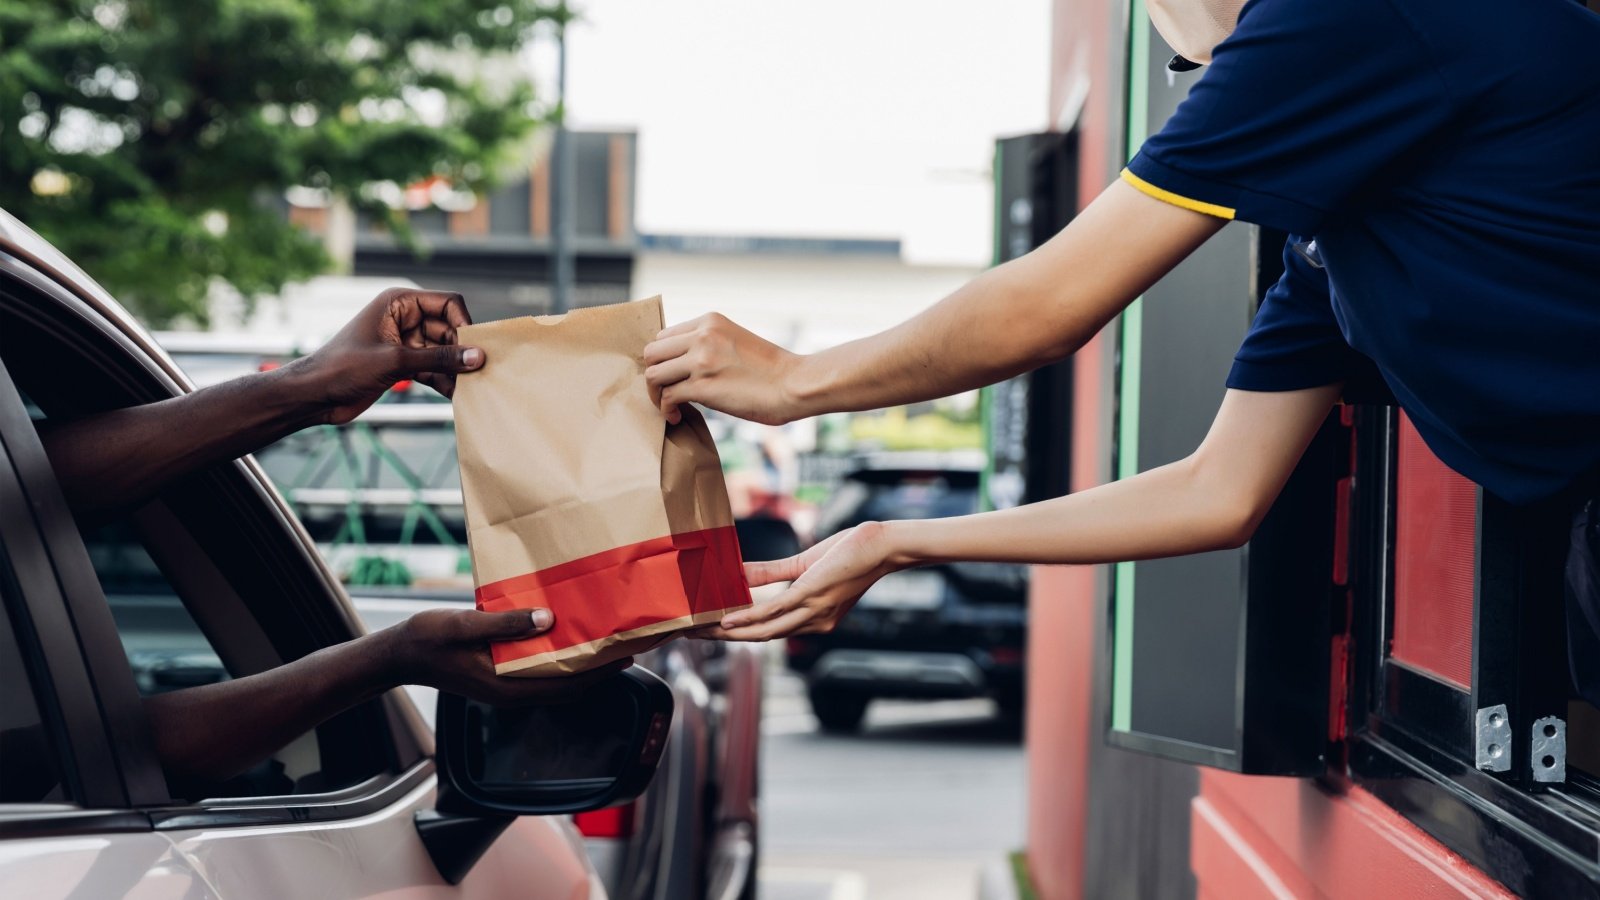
453;296;751;676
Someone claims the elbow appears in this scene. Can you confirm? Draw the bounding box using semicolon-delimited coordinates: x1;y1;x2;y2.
1184;459;1271;552
1213;508;1260;551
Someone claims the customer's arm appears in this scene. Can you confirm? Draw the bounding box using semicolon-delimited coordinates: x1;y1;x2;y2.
39;288;481;520
644;179;1225;425
700;385;1341;640
144;607;629;786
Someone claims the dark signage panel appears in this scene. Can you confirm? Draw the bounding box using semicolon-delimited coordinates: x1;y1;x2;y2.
985;133;1078;509
1103;33;1337;775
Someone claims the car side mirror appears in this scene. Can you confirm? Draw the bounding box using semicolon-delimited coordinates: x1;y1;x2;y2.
416;665;675;884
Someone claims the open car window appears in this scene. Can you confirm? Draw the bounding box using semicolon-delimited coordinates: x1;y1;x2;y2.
0;270;408;803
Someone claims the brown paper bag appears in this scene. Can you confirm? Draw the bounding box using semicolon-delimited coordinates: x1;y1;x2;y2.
453;296;751;676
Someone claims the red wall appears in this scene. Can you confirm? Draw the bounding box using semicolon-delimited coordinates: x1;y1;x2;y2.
1192;772;1512;900
1024;337;1106;900
1024;0;1121;896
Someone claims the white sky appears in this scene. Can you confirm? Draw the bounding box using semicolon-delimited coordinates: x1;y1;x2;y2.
549;0;1052;267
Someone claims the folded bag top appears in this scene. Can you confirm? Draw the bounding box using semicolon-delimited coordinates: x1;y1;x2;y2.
453;296;750;676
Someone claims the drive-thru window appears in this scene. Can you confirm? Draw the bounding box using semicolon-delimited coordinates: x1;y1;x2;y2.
1021;1;1600;895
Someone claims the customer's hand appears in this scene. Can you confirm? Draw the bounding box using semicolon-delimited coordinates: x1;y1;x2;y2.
384;608;632;705
643;313;803;426
299;287;485;424
697;523;904;641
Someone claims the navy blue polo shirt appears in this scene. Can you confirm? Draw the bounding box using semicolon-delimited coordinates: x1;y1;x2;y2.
1124;0;1600;504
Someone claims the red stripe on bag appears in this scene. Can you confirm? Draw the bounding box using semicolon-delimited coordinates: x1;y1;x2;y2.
476;525;748;665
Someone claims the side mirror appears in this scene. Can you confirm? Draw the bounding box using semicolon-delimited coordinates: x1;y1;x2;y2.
416;665;675;883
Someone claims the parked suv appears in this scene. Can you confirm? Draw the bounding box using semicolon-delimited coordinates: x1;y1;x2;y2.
786;453;1029;733
0;208;676;897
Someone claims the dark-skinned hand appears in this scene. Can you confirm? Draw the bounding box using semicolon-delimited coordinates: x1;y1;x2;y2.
384;608;633;706
299;287;484;425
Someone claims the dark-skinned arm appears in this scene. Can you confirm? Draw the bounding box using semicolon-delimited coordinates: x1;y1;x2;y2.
144;607;631;787
39;287;483;520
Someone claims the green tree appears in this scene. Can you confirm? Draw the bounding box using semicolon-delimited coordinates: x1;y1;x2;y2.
0;0;568;325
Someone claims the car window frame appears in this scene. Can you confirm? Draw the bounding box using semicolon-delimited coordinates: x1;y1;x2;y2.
0;250;431;828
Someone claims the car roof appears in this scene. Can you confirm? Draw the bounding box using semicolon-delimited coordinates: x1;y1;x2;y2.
848;449;987;474
0;206;195;393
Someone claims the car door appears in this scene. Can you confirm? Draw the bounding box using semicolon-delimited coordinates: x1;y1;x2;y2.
0;361;216;898
0;248;600;898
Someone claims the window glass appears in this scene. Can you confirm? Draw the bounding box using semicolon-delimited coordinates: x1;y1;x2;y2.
84;521;228;697
1389;414;1477;688
80;515;346;799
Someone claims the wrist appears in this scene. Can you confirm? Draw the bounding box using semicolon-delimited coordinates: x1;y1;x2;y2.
267;356;339;427
780;352;830;422
365;624;416;692
877;519;932;570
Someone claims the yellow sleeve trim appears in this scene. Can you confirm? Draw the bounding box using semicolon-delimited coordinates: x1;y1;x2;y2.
1120;168;1236;220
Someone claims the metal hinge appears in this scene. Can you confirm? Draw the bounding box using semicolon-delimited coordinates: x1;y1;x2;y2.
1532;716;1567;783
1475;704;1512;772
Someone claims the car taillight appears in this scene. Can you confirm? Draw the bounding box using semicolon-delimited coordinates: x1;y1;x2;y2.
391;379;413;393
257;360;282;373
785;637;812;657
574;803;635;839
989;646;1024;667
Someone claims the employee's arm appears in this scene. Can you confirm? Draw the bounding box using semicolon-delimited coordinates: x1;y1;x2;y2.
701;385;1341;640
38;288;482;521
644;179;1224;425
144;607;630;788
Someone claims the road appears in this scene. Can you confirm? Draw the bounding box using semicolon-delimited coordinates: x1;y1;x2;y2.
757;673;1026;900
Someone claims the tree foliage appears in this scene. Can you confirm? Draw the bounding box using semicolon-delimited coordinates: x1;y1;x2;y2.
0;1;567;325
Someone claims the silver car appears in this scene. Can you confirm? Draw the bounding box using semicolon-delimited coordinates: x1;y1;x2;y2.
0;209;682;898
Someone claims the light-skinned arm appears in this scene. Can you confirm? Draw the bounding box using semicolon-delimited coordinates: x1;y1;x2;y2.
698;384;1341;641
643;179;1225;425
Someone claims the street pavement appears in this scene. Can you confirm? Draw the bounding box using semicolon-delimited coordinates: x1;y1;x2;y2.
757;672;1026;900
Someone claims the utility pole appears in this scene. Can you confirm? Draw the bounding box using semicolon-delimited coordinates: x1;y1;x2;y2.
549;19;575;315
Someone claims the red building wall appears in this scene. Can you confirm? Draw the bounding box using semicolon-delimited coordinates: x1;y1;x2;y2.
1024;0;1121;896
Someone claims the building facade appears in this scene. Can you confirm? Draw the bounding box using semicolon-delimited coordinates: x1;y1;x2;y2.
1023;1;1599;897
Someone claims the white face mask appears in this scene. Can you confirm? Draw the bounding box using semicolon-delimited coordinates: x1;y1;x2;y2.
1147;0;1249;65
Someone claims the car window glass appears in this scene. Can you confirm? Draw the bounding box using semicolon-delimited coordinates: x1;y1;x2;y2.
18;397;327;800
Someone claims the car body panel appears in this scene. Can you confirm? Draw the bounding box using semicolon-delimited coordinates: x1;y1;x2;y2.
164;778;601;899
0;829;220;900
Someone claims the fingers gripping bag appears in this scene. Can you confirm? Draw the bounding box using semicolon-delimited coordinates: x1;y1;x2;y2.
453;296;751;676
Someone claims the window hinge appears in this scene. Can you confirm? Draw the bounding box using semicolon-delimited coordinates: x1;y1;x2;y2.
1475;704;1511;772
1531;716;1567;783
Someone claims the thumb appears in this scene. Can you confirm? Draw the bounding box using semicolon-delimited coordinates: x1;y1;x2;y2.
460;608;554;642
398;344;485;377
745;556;804;588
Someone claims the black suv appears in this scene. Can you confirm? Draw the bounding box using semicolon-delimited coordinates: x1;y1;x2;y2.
785;453;1028;733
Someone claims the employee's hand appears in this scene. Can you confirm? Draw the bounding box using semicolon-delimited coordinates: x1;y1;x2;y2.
386;608;633;705
300;287;485;425
643;313;803;426
697;523;904;641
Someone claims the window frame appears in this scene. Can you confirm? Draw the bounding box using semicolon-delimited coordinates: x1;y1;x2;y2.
0;250;430;831
1343;404;1599;894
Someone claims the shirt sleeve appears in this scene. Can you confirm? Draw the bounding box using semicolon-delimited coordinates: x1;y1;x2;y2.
1227;238;1367;392
1124;0;1459;234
